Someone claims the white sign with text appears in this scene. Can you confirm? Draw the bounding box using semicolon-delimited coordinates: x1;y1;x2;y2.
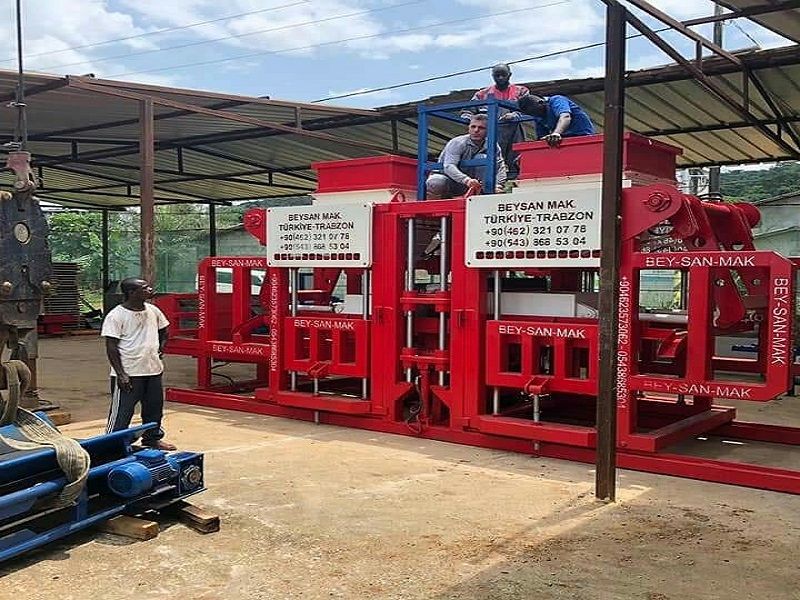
267;203;373;267
465;183;602;268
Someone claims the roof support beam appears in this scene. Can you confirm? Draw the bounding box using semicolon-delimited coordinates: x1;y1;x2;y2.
73;76;376;116
49;173;313;194
620;7;800;158
67;78;405;157
744;71;800;149
31;151;316;190
41;163;216;202
683;1;800;26
37;188;195;201
623;0;743;66
186;147;316;182
26;98;251;141
36;195;126;210
643;115;800;136
0;76;68;103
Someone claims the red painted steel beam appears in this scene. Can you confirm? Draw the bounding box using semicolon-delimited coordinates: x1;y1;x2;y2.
165;387;800;495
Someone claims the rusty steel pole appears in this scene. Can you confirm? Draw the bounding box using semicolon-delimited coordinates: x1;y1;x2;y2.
14;0;27;149
596;0;627;502
139;98;156;284
101;208;109;308
708;3;725;195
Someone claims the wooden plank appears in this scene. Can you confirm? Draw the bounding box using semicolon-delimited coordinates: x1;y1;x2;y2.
98;515;160;540
47;410;71;426
174;502;220;534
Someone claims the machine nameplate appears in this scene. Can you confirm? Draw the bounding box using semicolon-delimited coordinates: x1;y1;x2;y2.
267;203;372;267
465;184;601;268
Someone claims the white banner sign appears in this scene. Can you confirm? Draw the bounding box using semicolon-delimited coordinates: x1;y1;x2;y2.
465;183;602;268
267;203;373;267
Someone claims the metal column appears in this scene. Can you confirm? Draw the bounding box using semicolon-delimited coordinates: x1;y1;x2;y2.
13;0;27;148
707;3;724;196
209;203;217;257
101;209;109;309
139;98;155;284
596;0;626;503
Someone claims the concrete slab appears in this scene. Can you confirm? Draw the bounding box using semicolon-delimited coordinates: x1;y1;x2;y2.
2;336;798;599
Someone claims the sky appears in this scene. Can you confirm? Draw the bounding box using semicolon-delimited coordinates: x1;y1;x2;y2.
0;0;793;109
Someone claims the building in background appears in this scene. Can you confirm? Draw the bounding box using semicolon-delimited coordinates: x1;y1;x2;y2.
752;191;800;258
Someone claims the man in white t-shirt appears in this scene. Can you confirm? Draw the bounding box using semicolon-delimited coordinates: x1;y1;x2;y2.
101;277;175;450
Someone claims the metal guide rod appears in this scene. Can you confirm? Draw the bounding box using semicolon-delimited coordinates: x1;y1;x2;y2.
438;216;448;387
533;393;541;453
492;269;501;415
290;268;298;316
290;268;298;391
405;218;415;382
362;269;370;399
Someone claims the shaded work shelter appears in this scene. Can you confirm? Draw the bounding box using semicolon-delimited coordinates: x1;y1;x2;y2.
1;1;800;285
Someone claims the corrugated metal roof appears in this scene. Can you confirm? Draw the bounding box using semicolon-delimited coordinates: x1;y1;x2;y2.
391;45;800;169
0;71;397;208
1;44;800;209
716;1;800;44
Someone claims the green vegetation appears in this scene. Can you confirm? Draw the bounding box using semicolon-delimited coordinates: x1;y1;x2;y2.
47;205;240;296
47;198;310;300
721;161;800;202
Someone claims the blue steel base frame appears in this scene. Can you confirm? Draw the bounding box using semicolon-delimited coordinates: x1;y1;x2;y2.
0;419;205;563
416;97;535;200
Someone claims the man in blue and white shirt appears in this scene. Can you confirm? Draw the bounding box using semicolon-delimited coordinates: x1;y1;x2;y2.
425;113;508;199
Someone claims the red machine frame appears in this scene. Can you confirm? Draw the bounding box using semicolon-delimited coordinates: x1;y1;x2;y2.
159;134;800;495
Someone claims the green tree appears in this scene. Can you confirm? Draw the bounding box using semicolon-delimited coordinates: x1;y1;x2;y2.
721;161;800;202
47;211;103;288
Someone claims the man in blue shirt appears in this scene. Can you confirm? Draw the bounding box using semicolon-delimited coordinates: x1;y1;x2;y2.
517;94;595;147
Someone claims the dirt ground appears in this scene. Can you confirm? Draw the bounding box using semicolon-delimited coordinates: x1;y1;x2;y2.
1;335;799;600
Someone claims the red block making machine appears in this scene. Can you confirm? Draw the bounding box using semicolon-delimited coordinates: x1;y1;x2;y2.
157;101;800;494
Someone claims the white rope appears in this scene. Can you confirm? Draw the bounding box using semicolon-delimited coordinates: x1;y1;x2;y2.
0;360;90;507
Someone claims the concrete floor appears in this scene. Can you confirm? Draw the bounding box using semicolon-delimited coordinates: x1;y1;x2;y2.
1;336;799;600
